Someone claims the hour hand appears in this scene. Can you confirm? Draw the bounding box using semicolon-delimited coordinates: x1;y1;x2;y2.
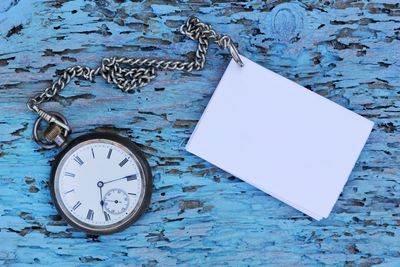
97;182;104;211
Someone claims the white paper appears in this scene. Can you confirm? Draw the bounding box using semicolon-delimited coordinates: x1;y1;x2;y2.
186;56;373;220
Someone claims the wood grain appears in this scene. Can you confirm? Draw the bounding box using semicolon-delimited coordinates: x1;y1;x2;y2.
0;0;399;266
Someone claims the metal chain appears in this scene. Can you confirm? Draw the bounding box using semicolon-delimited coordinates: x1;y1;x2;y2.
28;16;243;148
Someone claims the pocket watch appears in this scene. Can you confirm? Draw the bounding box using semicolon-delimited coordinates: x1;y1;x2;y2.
50;131;152;234
27;17;243;234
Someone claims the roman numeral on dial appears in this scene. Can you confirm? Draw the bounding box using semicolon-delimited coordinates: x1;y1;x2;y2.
86;209;94;221
64;172;75;177
73;156;84;166
119;158;128;167
64;189;74;194
72;201;82;211
126;174;137;181
104;211;111;221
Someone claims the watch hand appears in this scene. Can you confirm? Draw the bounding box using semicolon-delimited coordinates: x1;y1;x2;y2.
105;199;120;203
97;181;104;211
103;174;137;184
100;187;104;212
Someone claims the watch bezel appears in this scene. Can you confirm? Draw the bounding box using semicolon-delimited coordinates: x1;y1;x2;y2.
50;132;152;235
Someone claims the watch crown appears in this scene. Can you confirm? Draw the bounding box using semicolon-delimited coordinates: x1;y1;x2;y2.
44;124;66;147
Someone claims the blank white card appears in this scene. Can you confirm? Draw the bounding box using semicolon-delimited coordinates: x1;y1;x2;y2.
186;55;373;220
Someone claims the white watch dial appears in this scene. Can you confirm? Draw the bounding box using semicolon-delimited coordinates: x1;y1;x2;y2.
54;139;145;228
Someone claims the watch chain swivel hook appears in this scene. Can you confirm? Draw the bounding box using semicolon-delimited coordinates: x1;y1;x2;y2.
228;43;244;67
217;35;244;67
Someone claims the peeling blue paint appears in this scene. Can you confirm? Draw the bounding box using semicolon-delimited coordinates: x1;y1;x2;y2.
0;0;399;266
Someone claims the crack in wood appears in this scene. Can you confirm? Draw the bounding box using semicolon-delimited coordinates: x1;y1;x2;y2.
0;0;399;265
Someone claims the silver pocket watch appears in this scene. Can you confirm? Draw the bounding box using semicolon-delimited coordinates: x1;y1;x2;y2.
27;17;243;234
49;131;152;234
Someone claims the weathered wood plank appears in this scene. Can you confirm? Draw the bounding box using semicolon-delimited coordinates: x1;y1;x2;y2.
0;0;399;265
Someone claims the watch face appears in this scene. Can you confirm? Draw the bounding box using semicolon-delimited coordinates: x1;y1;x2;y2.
50;132;152;234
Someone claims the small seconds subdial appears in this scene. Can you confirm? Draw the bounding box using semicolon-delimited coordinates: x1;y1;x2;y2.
104;188;130;215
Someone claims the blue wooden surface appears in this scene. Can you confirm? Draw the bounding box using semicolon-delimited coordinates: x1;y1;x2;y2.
0;0;399;266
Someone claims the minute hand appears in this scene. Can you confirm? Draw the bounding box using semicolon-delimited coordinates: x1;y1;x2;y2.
104;174;137;184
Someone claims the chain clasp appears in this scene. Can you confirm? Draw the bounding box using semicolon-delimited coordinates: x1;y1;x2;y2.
216;35;244;67
227;42;244;67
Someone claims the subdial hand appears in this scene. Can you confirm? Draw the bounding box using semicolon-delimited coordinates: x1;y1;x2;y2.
105;199;119;203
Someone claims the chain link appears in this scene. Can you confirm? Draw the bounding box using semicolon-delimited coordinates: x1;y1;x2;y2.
28;17;243;147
